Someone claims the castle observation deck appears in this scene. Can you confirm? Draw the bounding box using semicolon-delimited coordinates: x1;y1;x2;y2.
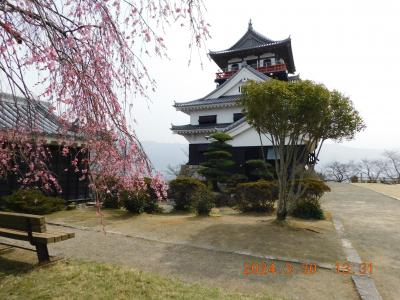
209;20;295;84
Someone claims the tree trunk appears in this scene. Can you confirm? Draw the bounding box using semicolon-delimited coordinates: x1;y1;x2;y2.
276;172;288;221
276;200;287;221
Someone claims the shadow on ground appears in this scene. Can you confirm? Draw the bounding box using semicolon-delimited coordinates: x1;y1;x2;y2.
0;249;36;277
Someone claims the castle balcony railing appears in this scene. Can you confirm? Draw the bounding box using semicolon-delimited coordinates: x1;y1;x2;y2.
215;63;287;80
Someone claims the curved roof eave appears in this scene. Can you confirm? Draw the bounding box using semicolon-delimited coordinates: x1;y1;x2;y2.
209;37;291;56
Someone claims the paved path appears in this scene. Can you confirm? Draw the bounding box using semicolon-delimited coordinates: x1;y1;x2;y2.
321;183;400;300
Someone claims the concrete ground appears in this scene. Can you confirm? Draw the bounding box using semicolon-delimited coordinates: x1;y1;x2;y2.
321;183;400;300
352;183;400;200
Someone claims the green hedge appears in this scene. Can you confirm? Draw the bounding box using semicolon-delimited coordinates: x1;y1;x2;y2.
299;178;331;200
122;191;147;214
291;178;330;219
194;188;215;216
235;180;278;212
168;177;207;211
0;189;65;215
292;198;324;220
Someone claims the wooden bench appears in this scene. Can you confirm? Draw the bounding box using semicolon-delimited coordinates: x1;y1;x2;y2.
0;211;75;263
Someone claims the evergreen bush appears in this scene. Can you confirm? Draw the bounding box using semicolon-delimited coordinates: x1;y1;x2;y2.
143;177;163;213
0;189;65;214
291;178;330;219
194;188;215;216
244;159;274;181
122;191;147;214
225;173;248;194
235;180;278;212
350;175;358;183
168;177;206;211
299;178;331;200
292;198;324;219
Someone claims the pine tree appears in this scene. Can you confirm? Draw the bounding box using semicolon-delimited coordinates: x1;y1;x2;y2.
199;132;235;191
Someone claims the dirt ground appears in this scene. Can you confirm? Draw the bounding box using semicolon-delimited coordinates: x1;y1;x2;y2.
0;206;359;300
352;182;400;200
47;206;345;264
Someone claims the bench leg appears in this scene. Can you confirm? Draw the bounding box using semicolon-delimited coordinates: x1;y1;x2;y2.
35;243;50;263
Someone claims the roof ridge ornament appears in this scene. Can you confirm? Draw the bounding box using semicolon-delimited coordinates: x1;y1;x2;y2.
248;19;253;30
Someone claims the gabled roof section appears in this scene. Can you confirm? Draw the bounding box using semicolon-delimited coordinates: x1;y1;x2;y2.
173;65;269;112
222;117;247;133
228;20;274;51
203;65;268;99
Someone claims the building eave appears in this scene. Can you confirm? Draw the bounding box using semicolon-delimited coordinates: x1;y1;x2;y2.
209;38;295;73
209;38;291;56
174;101;239;112
171;122;233;135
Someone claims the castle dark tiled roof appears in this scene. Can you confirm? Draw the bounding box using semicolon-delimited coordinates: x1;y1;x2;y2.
171;116;248;135
222;117;246;132
171;123;232;134
174;95;241;108
227;21;275;51
0;93;61;136
209;22;295;73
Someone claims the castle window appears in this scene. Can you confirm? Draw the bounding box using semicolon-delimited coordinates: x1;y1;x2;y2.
267;148;280;160
233;113;244;122
198;115;217;125
263;58;272;67
230;63;239;71
246;59;258;68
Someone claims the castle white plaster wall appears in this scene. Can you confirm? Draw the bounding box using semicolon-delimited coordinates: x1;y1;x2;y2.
228;126;273;147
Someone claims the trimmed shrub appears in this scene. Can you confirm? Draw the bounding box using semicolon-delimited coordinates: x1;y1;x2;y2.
122;191;146;214
291;178;330;219
168;177;206;211
102;194;121;209
225;173;248;193
350;175;358;183
299;178;331;200
235;180;278;212
0;189;65;214
292;198;324;220
194;188;215;216
143;177;163;214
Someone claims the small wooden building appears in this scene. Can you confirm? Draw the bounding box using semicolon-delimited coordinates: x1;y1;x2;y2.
0;92;89;201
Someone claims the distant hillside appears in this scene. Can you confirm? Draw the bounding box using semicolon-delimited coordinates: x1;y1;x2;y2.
142;141;188;178
318;144;386;165
142;140;398;176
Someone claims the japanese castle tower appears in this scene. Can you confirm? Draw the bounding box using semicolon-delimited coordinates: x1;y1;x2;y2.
172;21;297;168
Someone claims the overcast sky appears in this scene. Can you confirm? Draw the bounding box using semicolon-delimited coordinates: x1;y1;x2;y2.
131;0;400;150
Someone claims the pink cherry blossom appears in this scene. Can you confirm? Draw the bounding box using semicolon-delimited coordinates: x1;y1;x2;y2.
0;0;209;205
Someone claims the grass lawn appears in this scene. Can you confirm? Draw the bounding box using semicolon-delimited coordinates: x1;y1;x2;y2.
0;250;275;300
